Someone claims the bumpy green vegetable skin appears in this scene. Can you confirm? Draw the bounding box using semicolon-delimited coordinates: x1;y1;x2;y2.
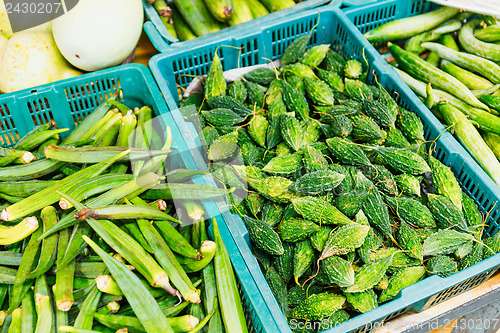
379;266;426;303
289;292;346;321
243;216;284;255
278;218;320;242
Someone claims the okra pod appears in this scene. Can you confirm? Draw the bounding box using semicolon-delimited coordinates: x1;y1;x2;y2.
0;217;38;246
141;183;231;200
154;220;202;260
213;218;248;333
37;136;59;154
189;298;218;333
74;205;180;224
364;7;460;42
27;206;58;279
34;275;54;333
421;42;500;84
459;19;500;62
0;148;35;165
20;290;35;333
183;200;205;224
176;240;216;273
71;262;107;279
73;285;101;330
389;43;488;110
441;60;494;90
110;111;137;174
13;122;52;149
94;313;198;332
137;220;200;304
14;128;68;151
438;102;500;185
164;169;211;182
132;107;153;175
0;266;17;284
108;101;132;115
57;223;93;269
0;252;22;266
88;112;123;144
199;221;223;333
82;236;174;333
149;199;167;212
0;150;130;221
0;193;23;204
8;225;43;312
0;180;56;198
57;326;102;333
120;222;154;254
0;159;64;182
55;227;76;312
40;172;159;239
60;192;176;295
8;308;21;333
55;306;68;331
95;275;166;298
59;174;134;210
63;94;117;144
135;127;172;177
96;118;121;147
44;146;170;164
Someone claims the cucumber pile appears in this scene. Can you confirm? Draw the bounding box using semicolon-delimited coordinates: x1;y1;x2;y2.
0;94;250;333
179;32;500;330
364;7;500;187
149;0;297;41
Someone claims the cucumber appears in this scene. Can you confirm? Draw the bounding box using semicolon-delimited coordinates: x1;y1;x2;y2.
259;0;295;12
246;0;270;18
227;0;253;26
171;6;196;41
173;0;225;37
203;0;234;22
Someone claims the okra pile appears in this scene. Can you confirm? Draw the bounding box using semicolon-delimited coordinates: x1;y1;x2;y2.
364;8;500;186
0;92;249;333
178;32;500;330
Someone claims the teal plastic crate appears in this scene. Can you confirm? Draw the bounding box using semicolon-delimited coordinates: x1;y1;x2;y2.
142;0;338;52
149;4;500;333
0;63;267;332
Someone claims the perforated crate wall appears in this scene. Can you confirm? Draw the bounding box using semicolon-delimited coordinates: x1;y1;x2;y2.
150;4;500;333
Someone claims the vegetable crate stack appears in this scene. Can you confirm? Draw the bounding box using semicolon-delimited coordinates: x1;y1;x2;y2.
150;4;500;333
0;64;264;333
142;0;335;52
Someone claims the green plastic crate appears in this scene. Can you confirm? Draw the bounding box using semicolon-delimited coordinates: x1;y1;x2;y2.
0;63;268;332
149;4;500;333
142;0;338;52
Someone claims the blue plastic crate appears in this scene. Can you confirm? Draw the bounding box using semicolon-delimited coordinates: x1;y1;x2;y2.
343;0;500;236
150;4;500;333
0;63;267;332
142;0;338;52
